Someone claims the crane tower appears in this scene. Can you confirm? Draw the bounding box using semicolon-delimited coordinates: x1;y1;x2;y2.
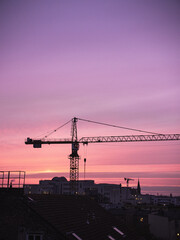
69;117;79;190
25;117;180;193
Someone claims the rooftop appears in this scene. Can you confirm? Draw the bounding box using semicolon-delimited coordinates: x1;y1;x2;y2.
28;194;137;239
0;188;139;239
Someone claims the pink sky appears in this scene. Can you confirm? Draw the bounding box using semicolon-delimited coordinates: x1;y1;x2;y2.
0;0;180;195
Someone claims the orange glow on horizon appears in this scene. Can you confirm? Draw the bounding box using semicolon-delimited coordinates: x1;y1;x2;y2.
23;163;180;176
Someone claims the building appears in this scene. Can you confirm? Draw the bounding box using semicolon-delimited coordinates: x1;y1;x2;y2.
0;188;64;240
148;209;180;240
24;177;180;208
0;187;139;240
25;176;142;206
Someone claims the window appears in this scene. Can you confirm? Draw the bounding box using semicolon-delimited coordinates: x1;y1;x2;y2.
26;233;43;240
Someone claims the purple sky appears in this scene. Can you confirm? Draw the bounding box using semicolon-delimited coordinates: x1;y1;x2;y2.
0;0;180;195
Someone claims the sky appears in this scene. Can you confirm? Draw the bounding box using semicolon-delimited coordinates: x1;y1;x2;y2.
0;0;180;195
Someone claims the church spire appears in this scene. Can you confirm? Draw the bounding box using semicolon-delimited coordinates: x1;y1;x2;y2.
137;178;141;195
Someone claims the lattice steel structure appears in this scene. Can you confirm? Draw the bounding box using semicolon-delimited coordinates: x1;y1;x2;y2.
68;117;79;192
25;117;180;193
79;134;180;143
26;134;180;146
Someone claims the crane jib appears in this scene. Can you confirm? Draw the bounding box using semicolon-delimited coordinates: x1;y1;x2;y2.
25;134;180;148
25;138;73;148
79;134;180;143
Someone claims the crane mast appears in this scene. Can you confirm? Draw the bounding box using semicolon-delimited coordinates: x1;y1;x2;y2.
69;117;79;192
25;117;180;193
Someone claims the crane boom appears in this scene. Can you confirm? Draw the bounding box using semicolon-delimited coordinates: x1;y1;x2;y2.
79;134;180;144
25;134;180;147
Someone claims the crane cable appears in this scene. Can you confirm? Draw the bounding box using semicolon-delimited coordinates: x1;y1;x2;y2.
35;119;72;138
83;144;87;180
78;117;160;135
45;119;72;138
36;117;160;139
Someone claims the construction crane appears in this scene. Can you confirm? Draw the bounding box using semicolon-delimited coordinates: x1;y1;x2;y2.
124;178;134;188
25;117;180;192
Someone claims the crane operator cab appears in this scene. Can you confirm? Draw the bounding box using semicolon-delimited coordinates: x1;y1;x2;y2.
70;141;79;158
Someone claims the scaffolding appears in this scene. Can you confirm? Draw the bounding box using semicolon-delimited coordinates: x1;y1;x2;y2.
0;171;25;188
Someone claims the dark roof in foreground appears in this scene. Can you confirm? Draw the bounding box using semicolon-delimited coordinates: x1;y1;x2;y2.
28;194;137;240
0;188;64;240
0;188;138;240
